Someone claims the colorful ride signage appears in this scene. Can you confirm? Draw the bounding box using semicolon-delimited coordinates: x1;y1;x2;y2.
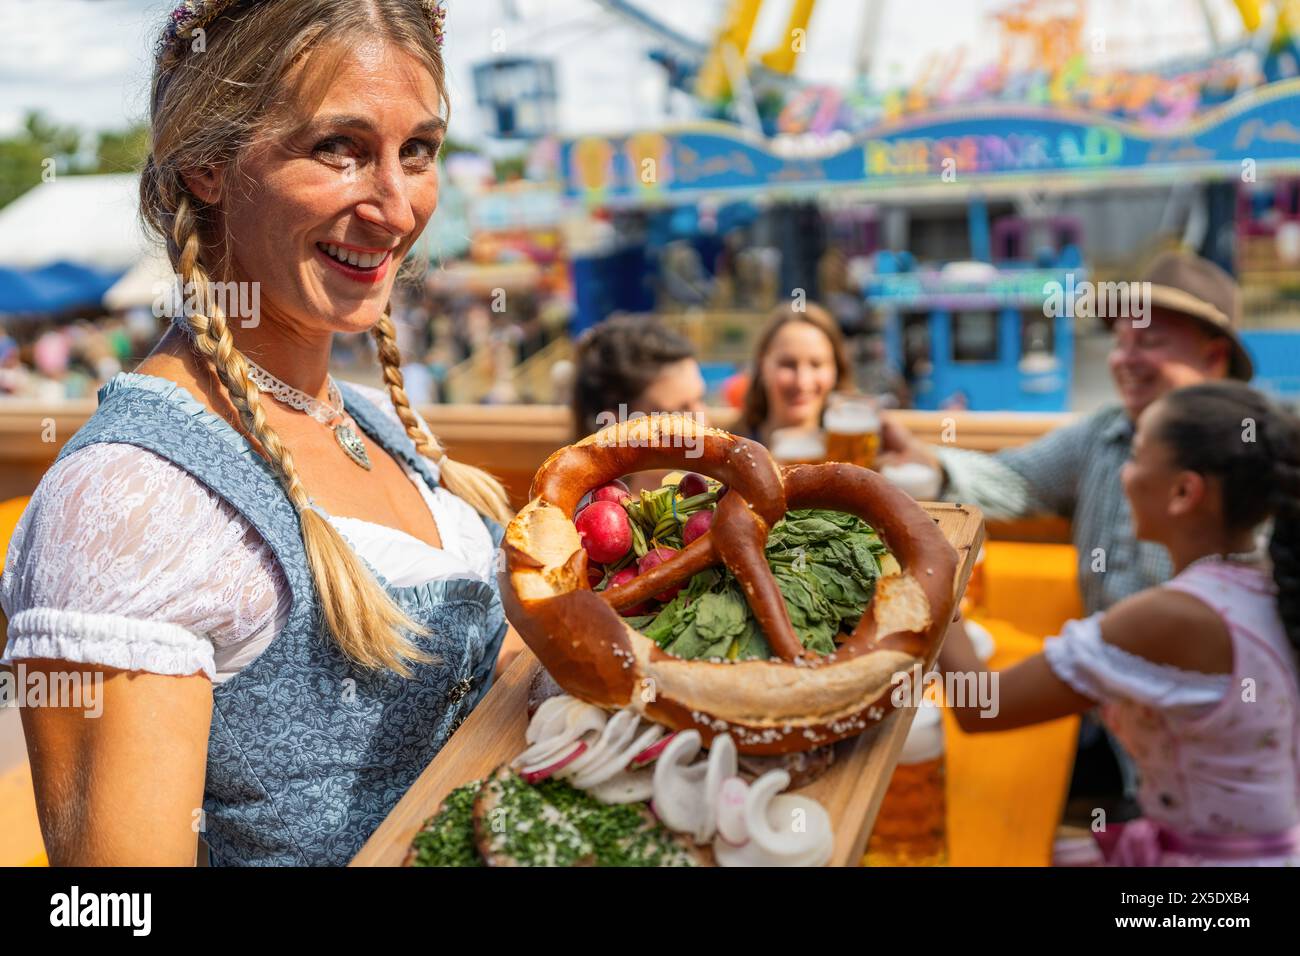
559;78;1300;203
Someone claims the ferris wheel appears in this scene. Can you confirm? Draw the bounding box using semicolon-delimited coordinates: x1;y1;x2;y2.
466;0;1297;141
589;0;1287;118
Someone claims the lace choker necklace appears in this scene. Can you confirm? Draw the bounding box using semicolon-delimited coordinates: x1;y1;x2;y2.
244;360;372;470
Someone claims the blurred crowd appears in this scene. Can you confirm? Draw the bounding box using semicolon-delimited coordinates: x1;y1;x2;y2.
0;313;157;401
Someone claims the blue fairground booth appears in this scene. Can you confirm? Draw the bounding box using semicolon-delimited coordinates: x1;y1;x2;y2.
552;76;1300;408
870;265;1077;412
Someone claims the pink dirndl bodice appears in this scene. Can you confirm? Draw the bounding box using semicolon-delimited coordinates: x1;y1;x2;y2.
1100;560;1300;866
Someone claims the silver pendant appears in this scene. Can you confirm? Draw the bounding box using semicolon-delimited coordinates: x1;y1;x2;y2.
334;423;372;470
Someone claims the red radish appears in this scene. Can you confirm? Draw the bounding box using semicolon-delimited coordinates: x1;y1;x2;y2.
590;479;632;505
682;509;713;545
586;564;605;590
608;566;652;616
678;472;709;499
638;547;684;601
575;500;632;564
521;740;587;783
628;732;677;768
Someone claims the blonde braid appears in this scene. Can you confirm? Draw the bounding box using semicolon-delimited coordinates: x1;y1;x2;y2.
371;309;513;525
171;198;432;677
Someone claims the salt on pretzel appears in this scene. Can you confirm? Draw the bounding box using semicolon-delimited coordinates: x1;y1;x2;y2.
499;414;959;755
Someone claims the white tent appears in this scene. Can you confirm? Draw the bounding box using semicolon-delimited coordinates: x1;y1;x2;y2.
0;174;147;271
102;246;175;311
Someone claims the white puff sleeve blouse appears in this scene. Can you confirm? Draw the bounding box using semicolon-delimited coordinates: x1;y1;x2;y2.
1043;613;1231;711
1;383;496;684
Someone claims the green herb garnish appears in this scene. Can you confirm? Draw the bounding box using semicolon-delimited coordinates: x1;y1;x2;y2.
407;774;698;867
534;779;697;867
608;501;891;660
408;780;485;867
479;770;594;867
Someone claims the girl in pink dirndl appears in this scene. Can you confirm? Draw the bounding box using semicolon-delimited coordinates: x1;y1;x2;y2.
941;381;1300;866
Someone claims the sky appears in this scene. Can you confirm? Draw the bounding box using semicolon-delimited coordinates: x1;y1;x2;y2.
0;0;1247;141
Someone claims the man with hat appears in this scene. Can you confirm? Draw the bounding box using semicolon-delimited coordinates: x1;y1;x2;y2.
881;249;1252;614
879;250;1252;819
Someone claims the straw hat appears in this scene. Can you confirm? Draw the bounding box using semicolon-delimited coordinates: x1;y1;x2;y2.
1139;250;1252;381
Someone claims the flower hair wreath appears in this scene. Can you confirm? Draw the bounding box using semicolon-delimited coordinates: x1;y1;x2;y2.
163;0;447;50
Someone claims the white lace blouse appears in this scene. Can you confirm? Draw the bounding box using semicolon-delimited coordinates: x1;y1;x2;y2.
0;382;496;684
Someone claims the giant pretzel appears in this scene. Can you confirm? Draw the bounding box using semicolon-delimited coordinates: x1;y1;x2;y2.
500;415;959;755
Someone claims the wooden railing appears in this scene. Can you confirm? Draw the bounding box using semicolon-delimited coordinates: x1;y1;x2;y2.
0;401;1076;541
0;399;100;504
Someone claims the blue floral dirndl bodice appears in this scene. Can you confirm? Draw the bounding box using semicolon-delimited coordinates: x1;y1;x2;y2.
55;372;508;865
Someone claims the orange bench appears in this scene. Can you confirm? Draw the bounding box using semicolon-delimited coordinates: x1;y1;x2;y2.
943;541;1083;866
0;496;45;866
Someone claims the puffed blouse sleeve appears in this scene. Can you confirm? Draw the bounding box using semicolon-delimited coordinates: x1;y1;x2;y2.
1042;613;1231;709
1;442;286;681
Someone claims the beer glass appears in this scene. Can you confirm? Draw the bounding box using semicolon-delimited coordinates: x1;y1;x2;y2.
864;702;948;866
824;394;881;469
768;427;827;466
961;545;987;616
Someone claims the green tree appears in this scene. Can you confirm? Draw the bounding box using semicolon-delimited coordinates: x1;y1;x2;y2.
94;124;149;175
0;112;85;209
0;112;149;211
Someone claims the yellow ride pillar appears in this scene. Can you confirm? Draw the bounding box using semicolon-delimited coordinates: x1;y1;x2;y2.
759;0;819;75
696;0;765;101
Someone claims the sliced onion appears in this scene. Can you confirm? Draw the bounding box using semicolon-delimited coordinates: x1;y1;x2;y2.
713;835;777;866
515;702;839;864
628;732;677;769
573;722;663;789
715;776;750;846
695;734;736;843
514;732;581;771
558;709;639;780
738;770;834;865
515;700;606;768
520;740;587;784
763;794;834;866
587;768;656;804
525;695;575;743
651;730;708;836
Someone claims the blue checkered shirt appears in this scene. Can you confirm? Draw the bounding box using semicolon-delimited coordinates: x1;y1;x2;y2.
935;405;1172;615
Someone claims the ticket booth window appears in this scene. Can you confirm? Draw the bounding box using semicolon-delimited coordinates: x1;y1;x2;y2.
1052;221;1081;254
952;311;999;362
1021;311;1054;357
902;312;931;380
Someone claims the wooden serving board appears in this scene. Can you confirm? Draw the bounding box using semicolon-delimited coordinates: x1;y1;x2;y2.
352;502;985;867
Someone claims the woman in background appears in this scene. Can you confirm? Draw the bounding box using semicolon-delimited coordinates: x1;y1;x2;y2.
740;300;854;445
570;315;707;439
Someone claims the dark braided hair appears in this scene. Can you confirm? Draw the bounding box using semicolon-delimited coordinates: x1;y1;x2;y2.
1265;406;1300;658
1152;381;1300;656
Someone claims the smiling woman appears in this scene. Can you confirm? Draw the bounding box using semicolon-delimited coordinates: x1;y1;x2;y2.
0;0;522;867
741;300;855;444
